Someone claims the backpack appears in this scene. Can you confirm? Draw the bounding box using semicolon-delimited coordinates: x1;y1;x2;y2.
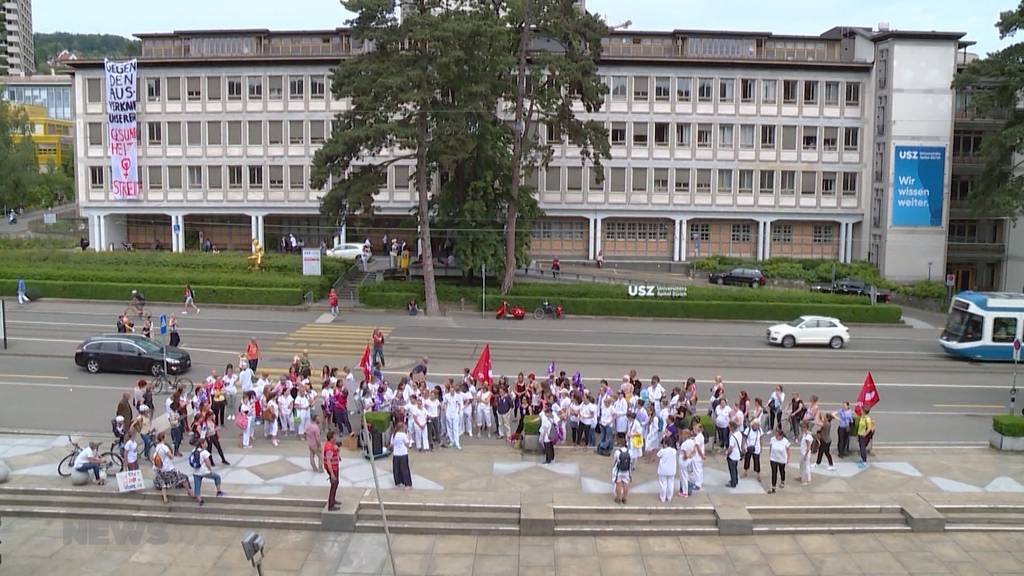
188;448;203;470
616;449;631;472
326;393;337;415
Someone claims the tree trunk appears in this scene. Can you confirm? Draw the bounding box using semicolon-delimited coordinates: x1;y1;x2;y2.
501;0;532;296
416;110;441;316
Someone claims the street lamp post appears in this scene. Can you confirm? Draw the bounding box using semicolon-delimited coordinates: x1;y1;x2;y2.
1012;338;1021;415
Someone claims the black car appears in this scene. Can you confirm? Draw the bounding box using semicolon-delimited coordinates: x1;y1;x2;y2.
74;334;191;376
811;277;892;303
708;267;767;288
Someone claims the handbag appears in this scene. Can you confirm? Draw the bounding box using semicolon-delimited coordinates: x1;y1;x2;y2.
235;411;248;430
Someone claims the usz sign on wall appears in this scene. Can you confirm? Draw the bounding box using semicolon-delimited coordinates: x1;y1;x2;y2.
892;144;946;227
627;285;687;298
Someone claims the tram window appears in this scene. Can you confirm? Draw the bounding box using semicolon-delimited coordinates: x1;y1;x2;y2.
993;317;1018;343
943;309;984;343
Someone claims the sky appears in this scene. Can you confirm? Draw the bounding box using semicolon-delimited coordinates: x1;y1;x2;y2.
35;0;1018;57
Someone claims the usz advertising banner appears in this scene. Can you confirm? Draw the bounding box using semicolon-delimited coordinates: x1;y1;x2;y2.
104;59;140;200
892;145;946;227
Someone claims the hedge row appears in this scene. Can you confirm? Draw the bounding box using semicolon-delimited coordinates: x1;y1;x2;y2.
0;266;328;291
367;280;873;305
359;286;903;323
0;279;307;306
993;415;1024;437
0;249;348;276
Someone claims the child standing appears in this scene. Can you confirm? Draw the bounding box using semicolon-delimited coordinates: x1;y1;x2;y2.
677;430;694;497
656;440;677;503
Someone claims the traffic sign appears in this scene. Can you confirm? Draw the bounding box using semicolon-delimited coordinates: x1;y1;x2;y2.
945;273;956;288
159;314;168;335
173;224;181;233
1014;338;1021;363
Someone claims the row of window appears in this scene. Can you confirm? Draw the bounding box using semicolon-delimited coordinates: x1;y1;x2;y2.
608;76;861;107
534;166;859;197
85;74;329;105
88;164;313;191
688;222;835;244
605;122;860;153
85;119;328;148
537;220;836;245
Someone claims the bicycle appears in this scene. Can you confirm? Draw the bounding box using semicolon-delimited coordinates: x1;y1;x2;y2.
57;435;123;478
152;366;194;396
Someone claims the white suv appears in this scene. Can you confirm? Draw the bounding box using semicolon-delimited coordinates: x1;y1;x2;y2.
767;316;850;349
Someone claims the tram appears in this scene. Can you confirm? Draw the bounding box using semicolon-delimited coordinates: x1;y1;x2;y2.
939;291;1024;361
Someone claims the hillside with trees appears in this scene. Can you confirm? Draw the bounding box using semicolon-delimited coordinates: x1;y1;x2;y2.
33;32;140;72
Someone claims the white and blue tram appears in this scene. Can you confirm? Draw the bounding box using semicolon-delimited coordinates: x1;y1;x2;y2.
940;291;1024;361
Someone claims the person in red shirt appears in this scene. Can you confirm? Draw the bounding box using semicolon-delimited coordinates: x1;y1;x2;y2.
323;429;340;511
371;328;385;368
328;288;339;317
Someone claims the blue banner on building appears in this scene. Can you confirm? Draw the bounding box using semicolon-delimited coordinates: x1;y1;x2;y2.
892;145;946;227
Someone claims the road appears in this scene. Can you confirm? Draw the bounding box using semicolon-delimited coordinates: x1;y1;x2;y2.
0;299;1014;443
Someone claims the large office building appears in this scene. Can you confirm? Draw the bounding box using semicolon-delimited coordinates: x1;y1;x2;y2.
70;23;984;283
2;0;34;76
2;73;73;120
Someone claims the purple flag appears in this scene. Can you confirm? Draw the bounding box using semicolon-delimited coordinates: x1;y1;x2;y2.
572;371;582;388
547;361;556;375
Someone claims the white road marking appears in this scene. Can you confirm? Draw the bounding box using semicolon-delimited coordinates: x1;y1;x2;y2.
7;320;287;336
0;380;113;391
393;335;939;356
181;346;243;356
7;337;81;344
0;374;67;380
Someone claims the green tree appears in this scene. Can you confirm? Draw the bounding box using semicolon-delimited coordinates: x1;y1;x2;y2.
0;101;40;212
33;32;140;73
954;2;1024;217
498;0;610;294
312;0;511;315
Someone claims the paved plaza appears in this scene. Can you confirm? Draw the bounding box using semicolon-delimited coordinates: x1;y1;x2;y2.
6;516;1024;575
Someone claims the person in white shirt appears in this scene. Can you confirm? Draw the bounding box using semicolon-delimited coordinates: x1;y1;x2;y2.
726;421;742;488
410;396;430;451
799;421;814;485
677;430;695;497
239;391;256;448
714;400;732;453
597;396;616;455
461;383;475;438
613;393;629;445
391;423;413;488
254;373;270;401
223;364;239;421
425;389;441;448
152;432;194;503
123;431;139;471
444;380;463;450
626;411;643;469
476;386;494;439
277;390;294;436
294;384;312;437
643;404;662;462
73;441;106;485
656;441;677;503
690;420;705;491
768;385;785;432
540;406;556;464
190;437;224;504
579;395;596;447
649;376;665;406
611;445;632;504
768;427;791;493
742;419;764;482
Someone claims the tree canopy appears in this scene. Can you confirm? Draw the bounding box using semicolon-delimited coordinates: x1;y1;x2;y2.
954;2;1024;217
33;32;140;73
0;100;74;211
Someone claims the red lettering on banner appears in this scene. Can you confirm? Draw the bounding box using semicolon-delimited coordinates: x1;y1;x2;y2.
108;127;137;142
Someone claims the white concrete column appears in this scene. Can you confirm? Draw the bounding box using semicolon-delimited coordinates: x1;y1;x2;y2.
764;220;773;260
169;216;178;253
88;214;100;252
838;221;848;263
257;215;265;249
98;214;108;251
174;215;186;253
251;215;259;251
846;222;855;263
679;218;689;262
587;217;596;261
756;220;765;261
594;217;603;259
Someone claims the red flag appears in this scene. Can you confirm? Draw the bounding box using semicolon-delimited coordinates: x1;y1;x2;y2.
472;344;493;385
358;344;372;383
857;372;880;409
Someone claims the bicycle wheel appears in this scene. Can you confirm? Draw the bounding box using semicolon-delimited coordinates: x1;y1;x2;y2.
176;377;194;395
57;453;75;477
152;376;167;395
101;452;124;475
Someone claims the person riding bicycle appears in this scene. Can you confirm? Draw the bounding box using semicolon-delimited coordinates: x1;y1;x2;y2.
130;290;146;315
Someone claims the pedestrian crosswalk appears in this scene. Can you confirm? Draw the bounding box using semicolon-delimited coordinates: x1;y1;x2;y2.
265;323;392;368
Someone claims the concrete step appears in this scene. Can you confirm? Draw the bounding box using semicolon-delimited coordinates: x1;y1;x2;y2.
358;501;520;514
354;520;519;535
0;494;321;519
357;507;519;525
554;512;718;526
942;512;1024;527
0;486;324;509
554;504;716;516
752;525;913;534
0;506;322;531
553;525;719;536
751;512;908;526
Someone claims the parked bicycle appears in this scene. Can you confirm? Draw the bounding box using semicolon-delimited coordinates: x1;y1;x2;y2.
57;435;123;478
152;365;194;396
533;300;564;320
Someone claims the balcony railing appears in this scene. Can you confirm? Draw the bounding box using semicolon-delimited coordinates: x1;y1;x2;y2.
955;108;1010;121
947;241;1006;257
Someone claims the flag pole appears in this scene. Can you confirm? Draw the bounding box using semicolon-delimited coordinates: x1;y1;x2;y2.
359;337;396;576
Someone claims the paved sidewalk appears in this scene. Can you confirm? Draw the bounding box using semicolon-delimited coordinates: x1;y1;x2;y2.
5;516;1024;576
3;431;1024;499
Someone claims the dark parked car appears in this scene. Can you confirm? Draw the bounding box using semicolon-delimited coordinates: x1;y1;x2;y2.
708;267;767;288
74;334;191;376
811;277;892;303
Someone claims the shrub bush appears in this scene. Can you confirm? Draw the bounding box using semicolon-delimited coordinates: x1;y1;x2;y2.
363;411;392;434
993;415;1024;437
0;279;307;306
697;415;715;440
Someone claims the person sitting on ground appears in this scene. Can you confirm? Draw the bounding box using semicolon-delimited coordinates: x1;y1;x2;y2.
73;441;107;486
407;299;420;316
